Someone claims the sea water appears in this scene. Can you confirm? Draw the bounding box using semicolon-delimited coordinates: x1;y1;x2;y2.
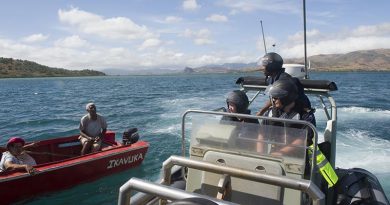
0;72;389;204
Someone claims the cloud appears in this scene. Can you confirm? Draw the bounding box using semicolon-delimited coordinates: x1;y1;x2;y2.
184;51;255;67
313;36;390;54
206;14;228;22
138;38;162;50
312;11;336;19
351;23;390;37
0;38;34;58
220;0;300;14
22;34;49;43
54;35;89;48
164;16;183;23
288;29;321;42
229;10;239;15
194;38;214;45
280;24;390;58
58;7;155;41
183;28;214;45
182;0;200;11
2;5;390;72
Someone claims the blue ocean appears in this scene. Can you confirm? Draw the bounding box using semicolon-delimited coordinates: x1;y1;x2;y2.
0;72;389;204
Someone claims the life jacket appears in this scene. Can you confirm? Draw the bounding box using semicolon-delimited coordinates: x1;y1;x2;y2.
308;144;339;188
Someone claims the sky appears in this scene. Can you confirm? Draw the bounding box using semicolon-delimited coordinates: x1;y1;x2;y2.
0;0;389;71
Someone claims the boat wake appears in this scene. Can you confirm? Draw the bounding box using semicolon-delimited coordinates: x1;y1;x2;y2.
339;106;390;116
336;129;390;174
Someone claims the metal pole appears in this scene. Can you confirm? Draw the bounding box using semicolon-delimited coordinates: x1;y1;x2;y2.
260;20;267;54
303;0;308;79
118;178;239;205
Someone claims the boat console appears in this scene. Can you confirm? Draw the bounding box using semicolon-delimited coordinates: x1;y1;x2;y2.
119;110;325;205
184;111;317;205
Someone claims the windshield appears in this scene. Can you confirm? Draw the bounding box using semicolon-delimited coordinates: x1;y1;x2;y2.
190;115;309;160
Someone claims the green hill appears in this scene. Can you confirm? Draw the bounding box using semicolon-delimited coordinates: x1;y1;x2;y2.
0;57;106;78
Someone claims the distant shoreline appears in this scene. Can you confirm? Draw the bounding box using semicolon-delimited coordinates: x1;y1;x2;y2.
2;49;390;77
2;70;389;79
0;75;107;79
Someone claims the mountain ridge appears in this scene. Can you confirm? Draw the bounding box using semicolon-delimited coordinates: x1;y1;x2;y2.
286;48;390;71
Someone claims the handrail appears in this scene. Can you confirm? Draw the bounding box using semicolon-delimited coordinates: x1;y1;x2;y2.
118;178;239;205
328;94;337;166
180;109;319;178
162;155;325;205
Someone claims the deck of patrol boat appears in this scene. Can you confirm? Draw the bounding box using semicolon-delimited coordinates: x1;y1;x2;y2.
117;76;389;205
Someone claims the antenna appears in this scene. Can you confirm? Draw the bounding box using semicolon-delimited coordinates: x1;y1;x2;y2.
260;20;267;54
303;0;308;79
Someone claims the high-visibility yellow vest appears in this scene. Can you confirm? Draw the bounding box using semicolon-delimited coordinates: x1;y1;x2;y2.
308;144;338;187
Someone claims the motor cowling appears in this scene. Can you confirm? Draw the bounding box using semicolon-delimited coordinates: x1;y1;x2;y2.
333;168;389;205
122;128;139;145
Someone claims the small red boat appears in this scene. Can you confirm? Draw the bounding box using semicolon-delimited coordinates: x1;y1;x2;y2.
0;131;149;204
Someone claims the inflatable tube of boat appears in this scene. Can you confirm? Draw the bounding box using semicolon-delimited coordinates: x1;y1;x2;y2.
235;76;338;91
333;168;389;205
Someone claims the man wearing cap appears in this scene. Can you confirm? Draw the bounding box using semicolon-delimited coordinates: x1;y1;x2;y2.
0;137;37;174
79;103;107;155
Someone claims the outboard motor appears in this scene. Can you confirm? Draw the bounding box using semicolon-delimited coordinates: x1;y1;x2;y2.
333;168;389;205
122;128;139;145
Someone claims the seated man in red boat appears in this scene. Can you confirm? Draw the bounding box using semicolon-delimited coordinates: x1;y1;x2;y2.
79;103;107;155
0;137;37;174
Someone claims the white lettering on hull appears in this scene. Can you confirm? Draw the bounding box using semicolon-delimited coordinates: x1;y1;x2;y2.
107;153;143;169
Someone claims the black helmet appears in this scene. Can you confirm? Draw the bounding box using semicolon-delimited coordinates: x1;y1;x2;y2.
258;52;283;74
226;90;249;113
267;78;298;106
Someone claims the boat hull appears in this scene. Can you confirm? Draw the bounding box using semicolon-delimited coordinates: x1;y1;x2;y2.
0;133;149;204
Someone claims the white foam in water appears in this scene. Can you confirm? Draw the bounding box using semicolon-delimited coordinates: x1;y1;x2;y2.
336;129;390;174
154;124;178;134
336;106;390;175
164;95;223;107
339;106;390;117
